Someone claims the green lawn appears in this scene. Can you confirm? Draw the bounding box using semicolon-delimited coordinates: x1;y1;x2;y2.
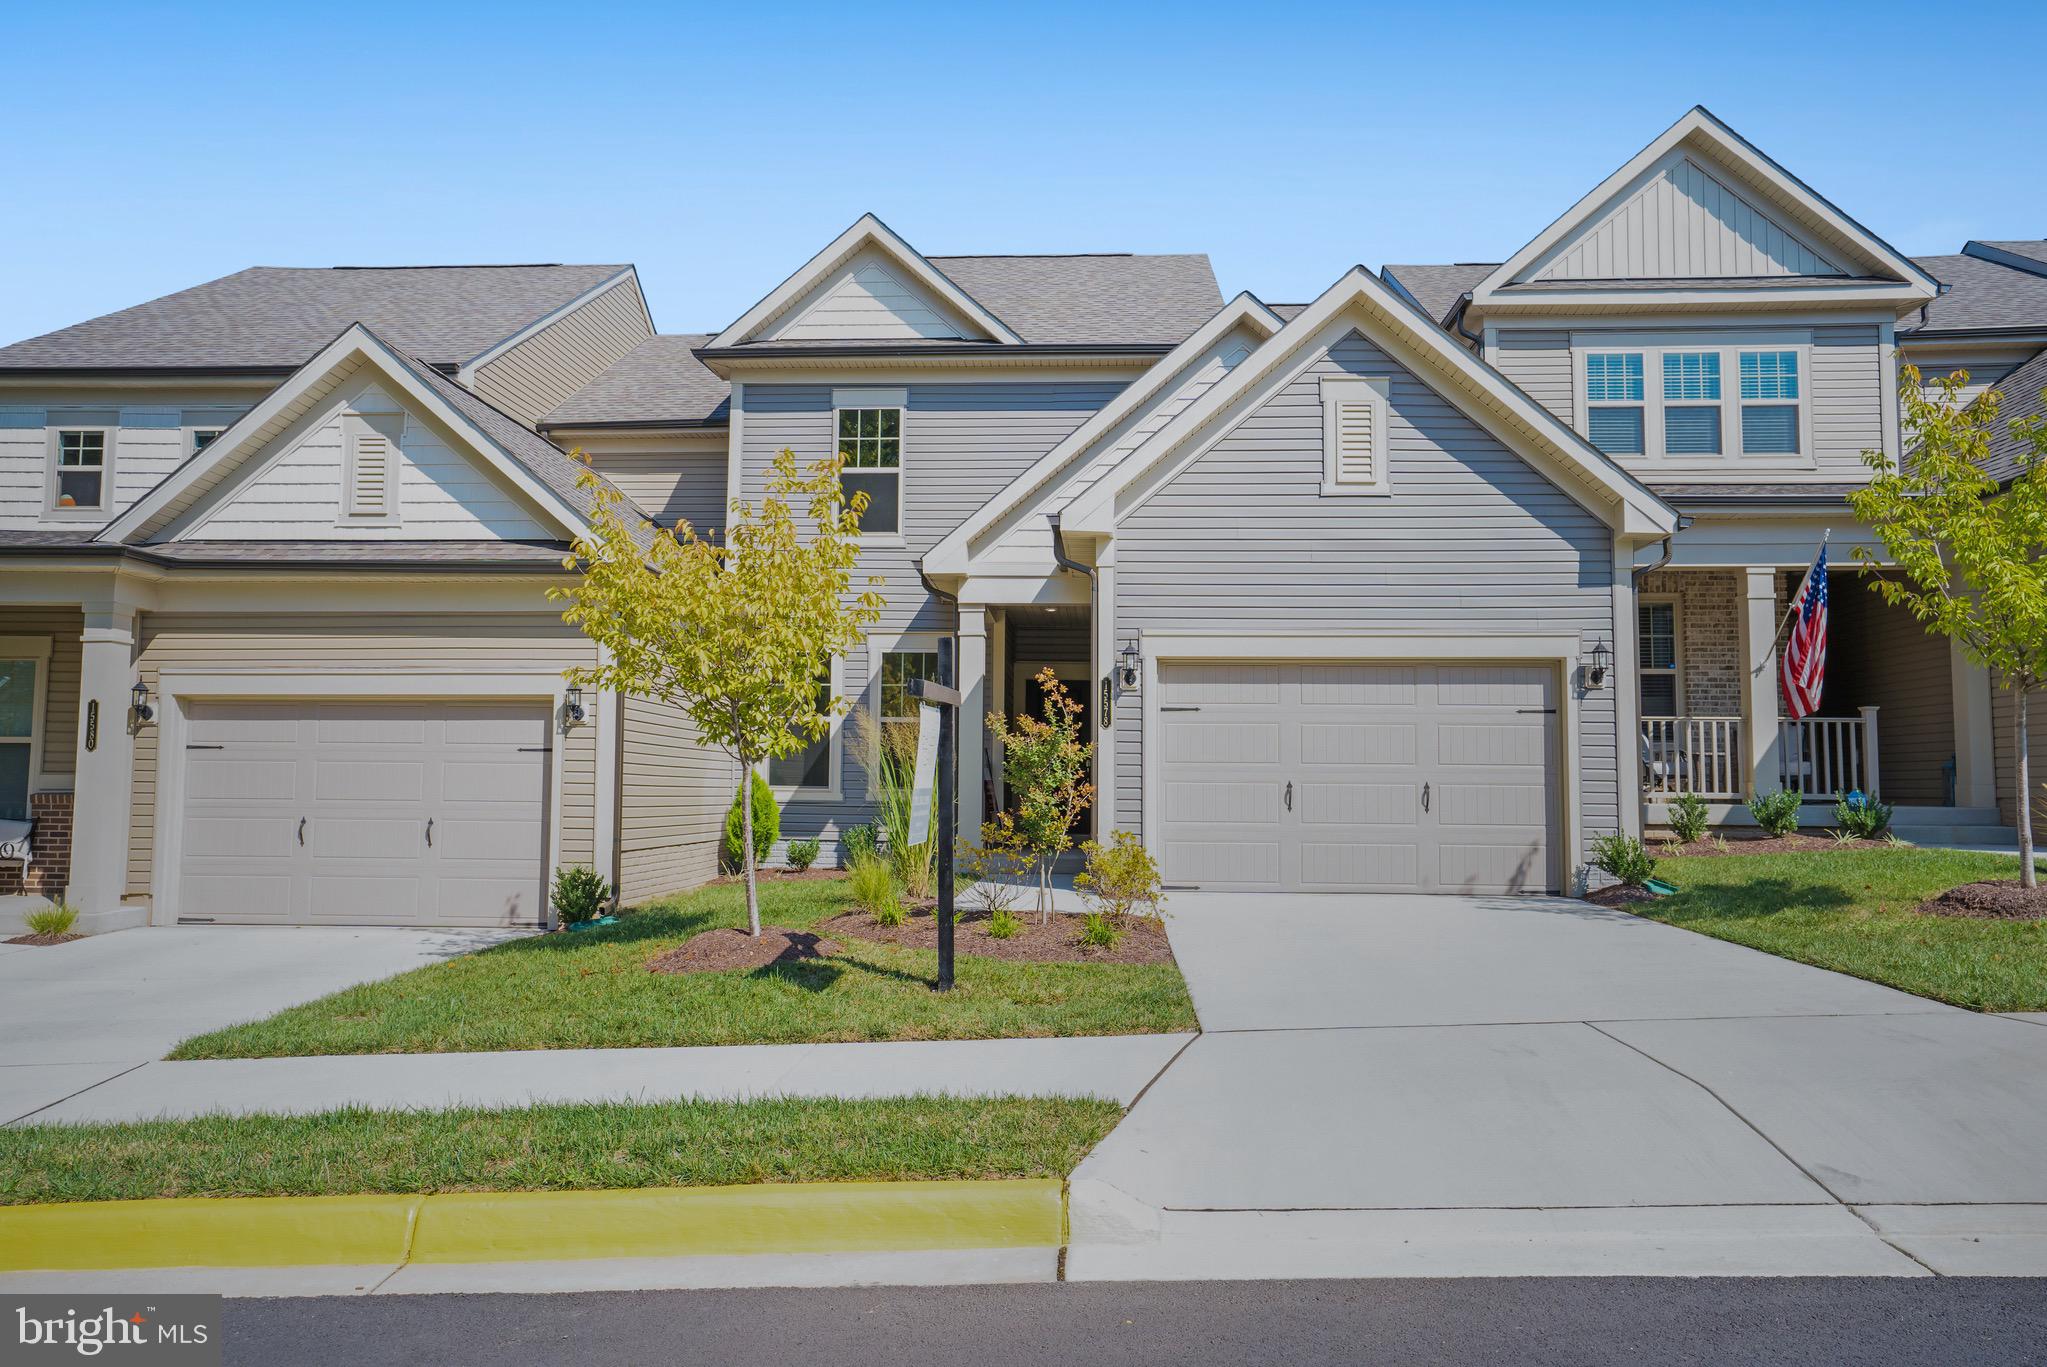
172;877;1196;1059
0;1096;1123;1205
1635;848;2047;1011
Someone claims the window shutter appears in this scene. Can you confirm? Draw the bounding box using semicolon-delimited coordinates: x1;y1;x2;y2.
1333;398;1377;486
350;430;392;515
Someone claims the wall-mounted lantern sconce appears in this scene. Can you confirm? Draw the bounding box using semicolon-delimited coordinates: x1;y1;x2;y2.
130;679;155;725
1585;640;1611;689
562;685;587;732
1117;638;1142;690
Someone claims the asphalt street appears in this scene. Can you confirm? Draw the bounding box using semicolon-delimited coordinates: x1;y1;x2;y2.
225;1277;2047;1366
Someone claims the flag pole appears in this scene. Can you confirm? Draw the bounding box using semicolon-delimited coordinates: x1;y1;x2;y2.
1770;528;1831;652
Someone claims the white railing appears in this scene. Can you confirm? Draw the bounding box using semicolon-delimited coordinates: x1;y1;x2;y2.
1641;717;1744;799
1778;707;1880;800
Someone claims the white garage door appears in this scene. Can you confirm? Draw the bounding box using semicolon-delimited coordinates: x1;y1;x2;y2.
176;700;551;926
1156;662;1559;894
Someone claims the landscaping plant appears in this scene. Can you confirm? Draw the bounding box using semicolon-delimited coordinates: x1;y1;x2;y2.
1667;791;1710;845
849;706;934;900
1073;831;1165;923
1747;788;1804;837
552;446;884;936
987;668;1094;922
23;900;79;938
784;838;821;873
839;823;879;867
1849;365;2047;887
1588;833;1657;888
722;772;781;873
960;821;1032;915
847;852;903;926
985;908;1023;940
1077;912;1124;951
1832;789;1893;841
550;866;612;925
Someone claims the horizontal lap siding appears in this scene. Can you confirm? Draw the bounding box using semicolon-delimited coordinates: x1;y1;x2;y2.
1811;324;1887;479
619;693;734;903
1114;330;1619;874
470;281;652;425
1491;330;1574;425
0;608;83;778
1991;679;2046;829
128;614;600;896
586;448;729;536
1828;579;1953;805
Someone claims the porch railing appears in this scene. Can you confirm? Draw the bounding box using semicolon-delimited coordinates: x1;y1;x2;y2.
1641;716;1744;799
1778;707;1880;800
1642;707;1880;803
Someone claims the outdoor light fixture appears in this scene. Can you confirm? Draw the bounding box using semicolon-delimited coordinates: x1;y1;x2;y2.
562;685;586;729
1117;638;1142;690
1586;640;1611;689
130;679;154;724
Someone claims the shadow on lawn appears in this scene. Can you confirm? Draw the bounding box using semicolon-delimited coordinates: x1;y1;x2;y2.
1662;877;1856;923
475;906;723;956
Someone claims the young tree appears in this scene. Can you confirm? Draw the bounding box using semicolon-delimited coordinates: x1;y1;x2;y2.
1849;366;2047;888
987;668;1094;921
551;448;884;933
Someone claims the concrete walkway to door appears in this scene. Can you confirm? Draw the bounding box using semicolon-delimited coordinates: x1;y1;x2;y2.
1068;892;2047;1280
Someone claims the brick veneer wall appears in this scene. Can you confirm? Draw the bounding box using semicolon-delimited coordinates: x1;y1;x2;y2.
1638;570;1743;717
0;790;73;898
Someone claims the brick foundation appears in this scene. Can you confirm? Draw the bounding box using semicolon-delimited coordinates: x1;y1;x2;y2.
0;790;73;898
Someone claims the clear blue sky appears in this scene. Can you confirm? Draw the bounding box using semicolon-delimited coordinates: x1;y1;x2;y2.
4;0;2043;348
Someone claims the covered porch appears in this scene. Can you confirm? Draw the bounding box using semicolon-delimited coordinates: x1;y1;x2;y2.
956;600;1105;850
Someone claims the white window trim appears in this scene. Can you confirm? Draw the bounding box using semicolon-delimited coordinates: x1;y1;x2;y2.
832;387;907;546
863;630;944;788
1318;375;1392;497
763;653;844;801
1636;595;1682;718
1570;332;1816;469
184;425;228;457
44;427;114;519
0;637;52;812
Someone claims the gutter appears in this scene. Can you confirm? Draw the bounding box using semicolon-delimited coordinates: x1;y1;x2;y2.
1451;294;1484;356
0;542;579;574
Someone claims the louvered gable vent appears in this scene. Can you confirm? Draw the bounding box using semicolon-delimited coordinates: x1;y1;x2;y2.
1333;397;1377;485
343;414;400;520
1319;375;1391;496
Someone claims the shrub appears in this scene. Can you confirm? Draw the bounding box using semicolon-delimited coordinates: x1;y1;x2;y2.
847;853;902;925
1832;789;1894;840
721;773;780;872
1073;831;1165;922
1077;912;1124;950
1588;833;1657;888
839;822;879;867
961;822;1032;915
987;669;1094;922
1747;788;1804;837
784;838;821;872
1667;791;1710;845
986;908;1023;940
551;866;612;925
24;899;79;937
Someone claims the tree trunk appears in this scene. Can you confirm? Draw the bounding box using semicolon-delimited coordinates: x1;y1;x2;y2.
2019;687;2036;892
741;774;762;936
1039;857;1052;925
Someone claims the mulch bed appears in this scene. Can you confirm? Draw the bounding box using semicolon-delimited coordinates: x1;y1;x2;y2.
1582;884;1661;909
1915;880;2047;921
813;907;1177;966
711;869;845;884
4;932;83;947
1652;833;1888;856
646;928;842;975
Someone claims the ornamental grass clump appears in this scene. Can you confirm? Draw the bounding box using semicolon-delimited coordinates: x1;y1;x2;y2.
847;853;903;927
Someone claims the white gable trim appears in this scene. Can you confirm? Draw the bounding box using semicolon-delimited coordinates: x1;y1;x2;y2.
922;292;1283;579
1064;268;1677;539
710;214;1023;348
1473;107;1938;307
98;325;590;544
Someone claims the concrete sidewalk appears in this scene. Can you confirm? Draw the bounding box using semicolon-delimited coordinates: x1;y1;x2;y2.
11;1033;1193;1126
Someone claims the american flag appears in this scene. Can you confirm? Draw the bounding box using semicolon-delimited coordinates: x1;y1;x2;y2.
1780;541;1829;720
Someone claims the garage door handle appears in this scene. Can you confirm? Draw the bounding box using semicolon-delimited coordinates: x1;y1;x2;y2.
1422;783;1431;813
1283;781;1293;811
297;816;306;846
425;818;434;848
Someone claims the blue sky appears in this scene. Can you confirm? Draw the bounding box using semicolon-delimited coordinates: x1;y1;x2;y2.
4;0;2043;347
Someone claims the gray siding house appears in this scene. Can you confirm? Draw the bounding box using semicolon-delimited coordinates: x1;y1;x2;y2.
0;106;2040;932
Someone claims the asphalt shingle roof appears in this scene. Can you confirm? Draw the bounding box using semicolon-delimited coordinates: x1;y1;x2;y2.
1380;264;1495;327
1980;346;2047;485
1970;240;2047;272
1905;253;2047;334
543;334;730;427
0;264;629;371
925;254;1221;346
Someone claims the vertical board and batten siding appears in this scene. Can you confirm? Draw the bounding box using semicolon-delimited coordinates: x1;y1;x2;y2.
469;280;653;425
585;445;730;536
1112;330;1620;873
1490;330;1575;426
740;379;1122;850
0;392;262;530
619;693;735;903
1827;580;1954;805
126;616;600;897
0;608;83;779
1990;680;2047;830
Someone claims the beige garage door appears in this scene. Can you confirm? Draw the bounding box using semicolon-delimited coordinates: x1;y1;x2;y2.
1156;662;1558;894
176;700;551;926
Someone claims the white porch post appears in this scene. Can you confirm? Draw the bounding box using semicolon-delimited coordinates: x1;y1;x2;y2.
956;606;988;852
987;609;1006;812
1093;555;1117;837
70;604;143;930
1738;566;1783;798
1611;542;1643;838
1950;637;1998;808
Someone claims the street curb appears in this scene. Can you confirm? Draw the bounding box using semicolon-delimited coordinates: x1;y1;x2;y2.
0;1180;1063;1271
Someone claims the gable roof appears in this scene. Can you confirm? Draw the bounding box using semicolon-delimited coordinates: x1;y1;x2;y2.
1905;252;2047;335
1063;267;1678;539
926;255;1221;346
1381;263;1495;328
0;264;633;372
540;334;731;429
1979;347;2047;485
1470;107;1937;315
97;323;628;544
1964;240;2047;277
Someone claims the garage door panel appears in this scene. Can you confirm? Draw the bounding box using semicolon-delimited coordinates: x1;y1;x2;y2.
1165;721;1279;764
1298;664;1418;706
181;874;296;920
1168;840;1281;888
1436;782;1549;828
187;758;299;801
1437;666;1550;708
316;709;430;745
438;878;542;925
310;817;423;861
436;815;546;863
183;816;297;859
1302;841;1419;889
187;707;298;744
1300;722;1416;767
1300;782;1416;827
1439;843;1545;892
1165;780;1280;825
1438;723;1549;768
309;875;422;922
1161;663;1281;705
442;707;550;746
441;759;544;804
313;760;427;804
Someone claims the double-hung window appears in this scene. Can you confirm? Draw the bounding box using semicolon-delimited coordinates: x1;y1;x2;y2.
1661;353;1722;456
0;642;47;823
1584;353;1645;455
51;430;109;512
1738;350;1801;455
1637;601;1679;717
836;405;902;536
880;649;940;748
767;667;835;792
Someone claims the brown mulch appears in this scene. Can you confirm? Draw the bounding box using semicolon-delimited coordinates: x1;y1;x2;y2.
813;907;1177;966
711;868;845;884
1582;884;1660;909
1915;880;2047;921
1651;833;1886;856
645;928;842;975
4;932;83;946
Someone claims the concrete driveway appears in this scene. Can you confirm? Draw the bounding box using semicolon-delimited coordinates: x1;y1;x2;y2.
0;925;517;1125
1069;892;2047;1279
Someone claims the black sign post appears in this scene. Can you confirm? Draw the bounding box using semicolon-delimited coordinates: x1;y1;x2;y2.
909;638;961;992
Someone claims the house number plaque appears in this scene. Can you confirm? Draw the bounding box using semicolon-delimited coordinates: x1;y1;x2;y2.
85;699;99;752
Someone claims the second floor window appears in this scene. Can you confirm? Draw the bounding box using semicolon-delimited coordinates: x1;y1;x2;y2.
1738;350;1801;455
52;430;108;511
1661;352;1722;456
1585;353;1645;455
836;406;901;536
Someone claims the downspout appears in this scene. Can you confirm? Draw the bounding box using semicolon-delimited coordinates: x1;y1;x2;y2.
1049;515;1094;586
1452;294;1484;356
1630;516;1692;586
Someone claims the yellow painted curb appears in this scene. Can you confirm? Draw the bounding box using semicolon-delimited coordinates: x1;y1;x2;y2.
0;1194;420;1271
0;1181;1063;1271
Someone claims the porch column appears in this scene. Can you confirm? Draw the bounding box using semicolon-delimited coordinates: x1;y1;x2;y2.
987;610;1007;812
1092;556;1117;837
1737;566;1783;797
70;604;143;931
956;606;988;851
1950;637;1998;808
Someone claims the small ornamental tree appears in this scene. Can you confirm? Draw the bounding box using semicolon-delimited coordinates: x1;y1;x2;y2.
988;668;1094;922
1849;366;2047;888
551;448;883;934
